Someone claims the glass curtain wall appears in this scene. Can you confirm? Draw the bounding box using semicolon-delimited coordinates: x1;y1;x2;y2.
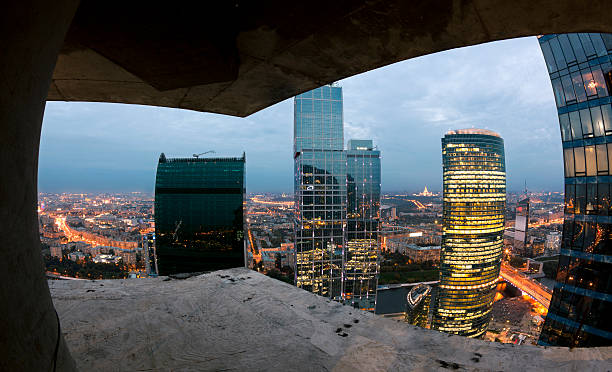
538;33;612;347
294;85;346;300
432;129;506;338
154;153;245;275
345;139;381;311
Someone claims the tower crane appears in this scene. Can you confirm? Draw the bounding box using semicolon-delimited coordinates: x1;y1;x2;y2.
193;150;215;158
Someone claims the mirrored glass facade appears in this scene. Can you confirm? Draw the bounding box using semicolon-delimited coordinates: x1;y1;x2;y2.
154;153;245;275
538;33;612;347
432;130;506;338
294;86;346;299
345;140;380;311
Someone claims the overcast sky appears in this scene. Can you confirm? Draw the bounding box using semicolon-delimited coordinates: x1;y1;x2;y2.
39;36;562;194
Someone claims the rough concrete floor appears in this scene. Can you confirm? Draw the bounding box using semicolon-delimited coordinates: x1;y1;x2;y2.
50;268;612;371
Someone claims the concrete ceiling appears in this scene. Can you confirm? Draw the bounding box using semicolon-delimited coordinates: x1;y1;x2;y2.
49;1;612;117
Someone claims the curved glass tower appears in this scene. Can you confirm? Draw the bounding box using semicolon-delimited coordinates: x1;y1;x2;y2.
538;33;612;347
432;129;506;338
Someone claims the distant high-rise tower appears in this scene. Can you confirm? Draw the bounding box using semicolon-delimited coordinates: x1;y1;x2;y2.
433;129;506;338
142;232;158;276
293;86;381;307
513;197;530;256
345;139;381;310
538;33;612;347
154;153;245;275
294;85;346;300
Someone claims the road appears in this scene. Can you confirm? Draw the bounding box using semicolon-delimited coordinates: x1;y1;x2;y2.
499;262;552;308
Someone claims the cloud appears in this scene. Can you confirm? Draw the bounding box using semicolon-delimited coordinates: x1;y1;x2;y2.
40;36;563;193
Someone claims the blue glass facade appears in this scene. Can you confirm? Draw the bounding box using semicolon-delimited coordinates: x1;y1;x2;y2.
538;33;612;347
154;153;245;275
294;86;381;306
345;140;381;311
294;86;346;299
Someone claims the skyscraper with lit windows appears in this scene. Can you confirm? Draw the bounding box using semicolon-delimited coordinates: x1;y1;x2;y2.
538;33;612;347
294;86;380;306
345;139;380;310
294;85;346;300
432;129;506;338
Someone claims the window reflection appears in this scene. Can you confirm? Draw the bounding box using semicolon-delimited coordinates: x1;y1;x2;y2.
573;219;585;248
552;78;566;107
569;34;588;63
560;114;572;141
550;38;568;69
596;144;608;174
592;68;608;97
598;184;610;216
582;69;598;97
580;109;594;137
591;107;605;137
574;147;586;176
564;148;575;177
562;75;576;103
565;184;576;214
586;183;597;214
576;184;586;214
569;111;582;140
585;146;597;176
572;72;587;102
602;105;612;134
541;41;558;73
579;33;597;57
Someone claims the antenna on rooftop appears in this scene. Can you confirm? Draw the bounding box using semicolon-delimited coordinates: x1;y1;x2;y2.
193;150;215;158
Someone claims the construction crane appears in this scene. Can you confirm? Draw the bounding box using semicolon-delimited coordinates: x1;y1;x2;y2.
193;150;215;158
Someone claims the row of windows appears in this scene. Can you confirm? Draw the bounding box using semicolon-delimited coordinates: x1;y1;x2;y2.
549;285;612;330
540;33;612;74
540;317;612;347
296;85;342;100
562;219;612;257
550;65;610;108
563;143;612;177
556;256;612;297
559;104;612;141
564;183;612;215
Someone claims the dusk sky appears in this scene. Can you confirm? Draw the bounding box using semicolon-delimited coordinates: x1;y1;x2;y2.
39;36;562;194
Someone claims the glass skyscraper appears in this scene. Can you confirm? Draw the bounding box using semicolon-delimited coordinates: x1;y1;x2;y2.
538;33;612;347
154;153;245;275
293;86;381;306
345;139;381;310
432;129;506;338
294;85;346;299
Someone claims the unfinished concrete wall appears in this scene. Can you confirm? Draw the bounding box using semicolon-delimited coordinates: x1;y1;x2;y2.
0;1;79;371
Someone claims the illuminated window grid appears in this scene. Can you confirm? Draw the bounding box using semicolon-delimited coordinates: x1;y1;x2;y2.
432;131;506;338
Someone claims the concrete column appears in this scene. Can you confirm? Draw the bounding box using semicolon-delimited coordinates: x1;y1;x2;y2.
0;1;79;371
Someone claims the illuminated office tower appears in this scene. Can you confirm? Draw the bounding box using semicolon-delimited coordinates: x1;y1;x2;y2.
294;85;346;300
141;232;158;276
345;139;381;311
405;283;435;329
154;153;245;275
538;33;612;347
432;129;506;338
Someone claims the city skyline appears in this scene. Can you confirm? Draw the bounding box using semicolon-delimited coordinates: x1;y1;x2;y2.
39;36;562;194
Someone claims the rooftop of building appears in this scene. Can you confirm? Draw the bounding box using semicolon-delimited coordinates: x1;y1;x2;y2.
445;128;501;138
159;152;246;163
49;268;612;371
